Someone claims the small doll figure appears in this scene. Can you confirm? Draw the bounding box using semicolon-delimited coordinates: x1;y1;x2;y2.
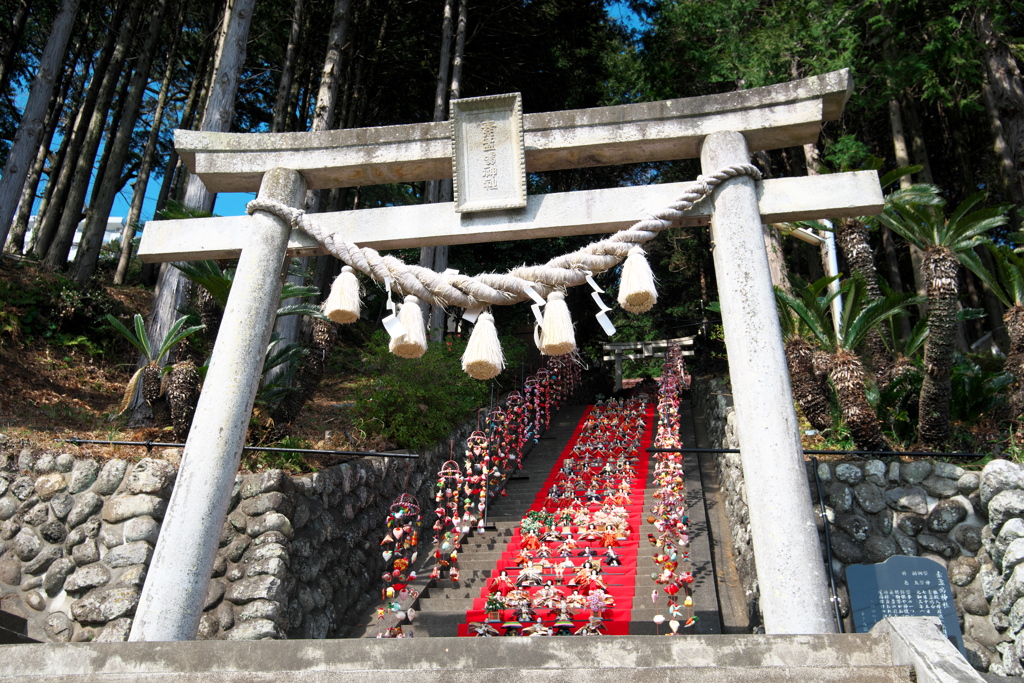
516;560;543;587
515;603;539;623
552;619;575;636
574;614;605;636
505;588;531;609
533;580;563;609
557;557;574;583
513;549;533;567
603;547;622;566
550;599;575;624
565;589;587;609
469;621;500;637
600;526;619;548
522;534;542;551
522;618;550;637
489;570;514;595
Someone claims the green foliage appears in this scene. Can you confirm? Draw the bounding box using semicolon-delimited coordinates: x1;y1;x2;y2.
876;187;1008;257
0;266;131;350
949;353;1012;423
776;274;923;354
822;135;872;172
869;369;922;446
245;436;314;474
172;260;326;321
103;313;204;366
254;334;309;409
967;244;1024;309
352;331;526;450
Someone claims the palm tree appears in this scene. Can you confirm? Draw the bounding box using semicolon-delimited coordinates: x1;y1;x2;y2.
877;189;1009;448
104;314;205;414
776;281;834;434
965;244;1024;419
777;275;922;452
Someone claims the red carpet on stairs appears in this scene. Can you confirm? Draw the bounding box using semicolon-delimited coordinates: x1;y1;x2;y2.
459;400;654;636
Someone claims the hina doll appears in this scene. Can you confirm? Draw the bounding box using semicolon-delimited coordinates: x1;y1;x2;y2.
516;560;544;587
489;570;514;595
532;580;563;609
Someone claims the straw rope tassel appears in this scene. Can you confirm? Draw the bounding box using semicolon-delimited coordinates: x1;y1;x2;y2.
618;245;657;313
390;295;428;358
323;265;361;324
462;311;504;380
539;291;576;356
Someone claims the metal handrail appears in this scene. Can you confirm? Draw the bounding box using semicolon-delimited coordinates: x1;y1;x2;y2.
58;437;418;458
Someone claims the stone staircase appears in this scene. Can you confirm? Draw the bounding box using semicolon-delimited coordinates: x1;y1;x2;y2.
352;405;588;638
355;399;727;638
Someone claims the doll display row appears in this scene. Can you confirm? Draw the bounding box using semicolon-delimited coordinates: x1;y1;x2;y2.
649;344;697;635
375;357;582;637
470;399;650;636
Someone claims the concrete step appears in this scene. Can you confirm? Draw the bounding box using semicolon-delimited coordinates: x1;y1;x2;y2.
0;633;918;683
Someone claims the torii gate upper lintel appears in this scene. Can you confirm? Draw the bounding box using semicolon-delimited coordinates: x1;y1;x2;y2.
131;69;870;642
172;69;852;193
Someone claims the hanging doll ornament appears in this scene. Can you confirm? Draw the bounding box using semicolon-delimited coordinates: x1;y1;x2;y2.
483;408;512;496
536;369;552;432
431;459;463;585
463;431;490;534
646;352;699;634
504;392;527;464
376;493;421;637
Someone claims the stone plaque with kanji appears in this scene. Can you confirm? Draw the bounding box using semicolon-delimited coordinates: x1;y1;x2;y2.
847;555;963;654
451;93;526;213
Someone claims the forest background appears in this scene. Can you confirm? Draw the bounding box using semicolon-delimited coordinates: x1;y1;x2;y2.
0;0;1023;461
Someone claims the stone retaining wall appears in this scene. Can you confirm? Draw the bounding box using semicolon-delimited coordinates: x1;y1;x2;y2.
690;375;760;628
693;375;1024;675
0;417;471;643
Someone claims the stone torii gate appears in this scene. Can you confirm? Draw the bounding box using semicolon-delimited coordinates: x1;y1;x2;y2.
130;69;883;641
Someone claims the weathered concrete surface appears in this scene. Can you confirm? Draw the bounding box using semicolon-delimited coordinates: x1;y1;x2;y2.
176;70;852;192
129;169;308;642
139;170;883;263
872;617;984;683
701;131;835;635
0;632;909;681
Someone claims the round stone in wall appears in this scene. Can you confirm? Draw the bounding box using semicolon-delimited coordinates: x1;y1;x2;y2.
885;486;929;515
926;499;968;533
922;474;959;499
837;513;871;542
959;472;981;497
897;513;926;537
830;530;864;564
853;482;886;514
835;463;863;485
863;534;899;563
991;489;1024;533
948;556;981;587
981;459;1024;507
827;482;853;513
901;460;933;486
44;611;72;642
955;524;984;554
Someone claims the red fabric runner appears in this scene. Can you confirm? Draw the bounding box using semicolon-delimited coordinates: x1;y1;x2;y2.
458;403;654;637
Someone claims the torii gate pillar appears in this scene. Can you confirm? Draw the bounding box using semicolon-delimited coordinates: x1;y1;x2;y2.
702;131;835;634
130;168;307;642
